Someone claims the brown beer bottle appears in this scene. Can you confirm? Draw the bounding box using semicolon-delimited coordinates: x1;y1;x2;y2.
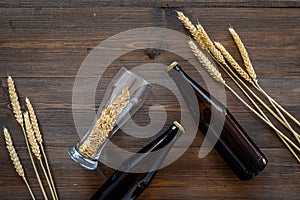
167;61;267;180
90;121;184;200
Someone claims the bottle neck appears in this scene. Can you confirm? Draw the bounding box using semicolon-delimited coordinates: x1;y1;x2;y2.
90;123;182;200
119;123;181;173
169;64;225;112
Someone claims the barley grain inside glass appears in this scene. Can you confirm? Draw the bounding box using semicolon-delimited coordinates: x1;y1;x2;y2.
68;67;151;170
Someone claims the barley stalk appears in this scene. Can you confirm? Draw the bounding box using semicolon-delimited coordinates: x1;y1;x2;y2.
22;126;48;200
205;52;300;157
268;96;300;127
228;27;257;81
24;112;57;200
79;87;130;158
227;27;300;129
214;46;300;136
254;83;300;144
40;145;59;199
176;11;207;50
178;10;300;162
7;76;23;127
226;27;300;140
26;97;59;199
213;38;300;145
224;82;300;158
272;93;300;127
211;42;300;161
188;40;225;84
216;57;300;161
23;112;48;200
188;39;300;162
3;127;36;200
196;19;299;161
7;76;48;199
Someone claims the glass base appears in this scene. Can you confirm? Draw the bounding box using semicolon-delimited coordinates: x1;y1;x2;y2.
68;145;98;170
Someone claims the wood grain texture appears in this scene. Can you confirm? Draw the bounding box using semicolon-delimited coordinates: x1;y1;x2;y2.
0;1;299;199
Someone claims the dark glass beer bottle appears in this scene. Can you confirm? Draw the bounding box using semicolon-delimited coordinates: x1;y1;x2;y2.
90;121;184;200
167;61;267;180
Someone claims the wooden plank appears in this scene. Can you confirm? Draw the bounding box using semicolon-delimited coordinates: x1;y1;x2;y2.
0;8;298;78
0;0;299;8
0;2;299;200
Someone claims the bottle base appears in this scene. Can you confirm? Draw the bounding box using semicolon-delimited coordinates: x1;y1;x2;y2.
68;145;98;170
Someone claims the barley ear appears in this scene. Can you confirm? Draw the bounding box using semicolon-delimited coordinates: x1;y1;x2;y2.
24;112;41;160
196;24;226;65
214;41;253;84
188;40;225;84
7;76;24;127
176;11;207;50
3;127;36;199
228;27;257;81
25;97;42;144
3;127;25;177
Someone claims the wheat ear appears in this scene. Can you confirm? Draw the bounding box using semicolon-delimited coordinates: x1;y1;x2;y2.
26;98;59;199
3;127;36;199
228;27;257;81
176;11;207;50
24;112;57;200
196;24;226;65
214;41;253;84
7;76;24;127
190;39;261;117
188;40;225;84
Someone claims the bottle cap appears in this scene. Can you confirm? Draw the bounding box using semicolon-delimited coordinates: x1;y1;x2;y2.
173;121;185;133
166;61;178;72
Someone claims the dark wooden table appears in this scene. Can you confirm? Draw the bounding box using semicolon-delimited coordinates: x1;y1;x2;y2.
0;1;299;199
